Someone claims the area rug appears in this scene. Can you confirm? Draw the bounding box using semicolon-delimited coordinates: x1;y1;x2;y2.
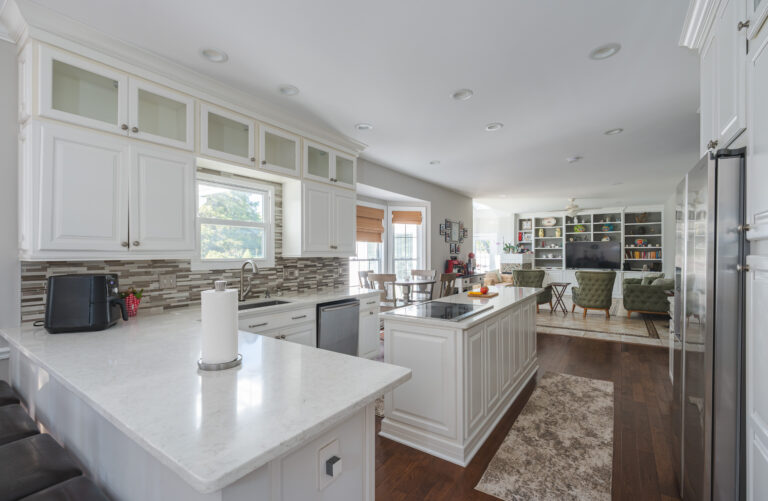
536;313;656;338
475;373;614;501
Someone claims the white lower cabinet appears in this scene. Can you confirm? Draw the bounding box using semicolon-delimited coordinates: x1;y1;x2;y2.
240;307;318;347
281;322;317;347
358;299;381;359
23;121;195;258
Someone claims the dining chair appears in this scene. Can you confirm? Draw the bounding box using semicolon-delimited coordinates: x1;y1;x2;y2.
410;269;436;302
368;273;398;308
358;270;373;289
436;273;458;298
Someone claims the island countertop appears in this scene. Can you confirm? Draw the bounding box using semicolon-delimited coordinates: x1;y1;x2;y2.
0;307;411;494
381;285;542;328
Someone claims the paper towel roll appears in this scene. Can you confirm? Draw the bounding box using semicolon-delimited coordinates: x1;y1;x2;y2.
201;281;239;364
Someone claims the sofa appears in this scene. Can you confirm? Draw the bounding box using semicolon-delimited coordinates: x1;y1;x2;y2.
571;271;616;318
623;275;674;317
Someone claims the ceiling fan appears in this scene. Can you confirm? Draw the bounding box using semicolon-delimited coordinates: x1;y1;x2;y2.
564;198;581;216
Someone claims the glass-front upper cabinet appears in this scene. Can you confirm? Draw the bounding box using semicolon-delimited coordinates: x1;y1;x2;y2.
259;125;300;177
200;103;256;166
303;140;356;189
748;0;768;39
39;45;128;135
129;79;194;150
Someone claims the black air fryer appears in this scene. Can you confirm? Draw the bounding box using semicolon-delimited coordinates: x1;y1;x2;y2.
44;274;128;333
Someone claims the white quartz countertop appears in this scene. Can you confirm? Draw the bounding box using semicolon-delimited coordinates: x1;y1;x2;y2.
381;285;542;328
0;307;411;494
237;286;380;315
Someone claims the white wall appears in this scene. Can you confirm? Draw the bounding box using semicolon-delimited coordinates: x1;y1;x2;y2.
0;39;19;380
357;159;473;271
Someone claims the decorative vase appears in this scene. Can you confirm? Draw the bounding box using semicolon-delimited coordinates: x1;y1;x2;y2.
555;227;562;237
538;228;544;238
125;294;141;317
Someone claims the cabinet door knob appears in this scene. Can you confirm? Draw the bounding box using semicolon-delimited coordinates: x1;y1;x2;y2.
132;241;140;247
707;139;719;150
120;124;128;131
261;160;267;165
121;241;129;247
250;157;256;162
131;126;139;133
738;20;750;31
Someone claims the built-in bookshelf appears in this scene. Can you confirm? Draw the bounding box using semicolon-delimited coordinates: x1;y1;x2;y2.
517;218;533;253
517;207;664;271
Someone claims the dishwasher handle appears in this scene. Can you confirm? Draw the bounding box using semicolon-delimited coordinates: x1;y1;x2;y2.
320;302;359;313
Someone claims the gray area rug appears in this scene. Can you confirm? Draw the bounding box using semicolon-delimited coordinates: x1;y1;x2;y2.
476;373;614;501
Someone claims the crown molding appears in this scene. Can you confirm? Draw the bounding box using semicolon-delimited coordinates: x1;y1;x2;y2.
679;0;719;50
10;0;367;155
0;0;29;44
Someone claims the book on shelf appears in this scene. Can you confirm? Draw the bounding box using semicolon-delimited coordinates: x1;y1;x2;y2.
625;250;660;259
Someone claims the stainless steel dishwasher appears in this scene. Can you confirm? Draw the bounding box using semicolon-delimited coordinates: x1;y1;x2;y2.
317;298;360;355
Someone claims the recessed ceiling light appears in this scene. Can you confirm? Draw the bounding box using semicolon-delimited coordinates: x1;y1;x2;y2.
567;155;583;164
200;48;228;63
278;84;300;96
355;123;374;131
589;43;621;60
604;128;624;135
429;160;441;165
485;122;504;132
451;88;474;101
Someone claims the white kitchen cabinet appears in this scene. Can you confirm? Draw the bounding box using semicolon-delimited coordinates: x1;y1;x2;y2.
358;298;381;359
484;318;501;414
464;325;485;436
259;125;300;177
283;180;356;257
129;79;194;150
129;145;195;251
303;140;356;189
281;322;317;347
200;103;256;166
701;28;717;154
39;45;129;136
747;0;768;40
23;120;195;258
37;121;129;252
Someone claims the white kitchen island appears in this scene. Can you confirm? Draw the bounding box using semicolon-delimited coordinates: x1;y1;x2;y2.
0;307;410;501
379;285;540;466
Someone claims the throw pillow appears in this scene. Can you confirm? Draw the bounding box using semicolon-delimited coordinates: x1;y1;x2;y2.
652;278;674;290
641;273;663;285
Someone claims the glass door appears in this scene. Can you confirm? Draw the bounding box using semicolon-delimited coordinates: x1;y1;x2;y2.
40;46;128;135
334;152;356;188
200;103;255;166
129;79;194;150
259;125;300;177
748;0;768;40
303;141;332;183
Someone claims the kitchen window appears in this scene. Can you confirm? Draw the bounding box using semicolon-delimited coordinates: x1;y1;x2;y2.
389;207;426;280
194;173;274;269
349;241;384;287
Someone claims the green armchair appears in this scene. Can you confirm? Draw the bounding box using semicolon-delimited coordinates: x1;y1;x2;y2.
513;270;552;313
571;271;616;318
623;277;674;317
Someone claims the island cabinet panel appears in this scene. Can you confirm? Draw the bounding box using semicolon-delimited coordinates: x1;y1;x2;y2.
385;324;458;439
465;325;486;437
381;291;540;467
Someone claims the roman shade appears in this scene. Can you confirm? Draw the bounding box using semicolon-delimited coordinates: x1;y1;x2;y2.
391;210;422;225
357;205;385;243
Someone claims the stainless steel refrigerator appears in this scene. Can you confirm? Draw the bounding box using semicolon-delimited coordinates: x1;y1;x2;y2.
673;148;747;500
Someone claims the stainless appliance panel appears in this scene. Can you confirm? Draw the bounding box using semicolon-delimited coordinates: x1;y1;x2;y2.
317;299;360;356
673;173;688;494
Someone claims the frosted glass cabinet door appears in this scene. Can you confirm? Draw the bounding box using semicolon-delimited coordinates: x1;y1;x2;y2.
303;141;332;183
129;79;194;150
747;0;768;39
334;152;356;188
259;126;300;177
39;46;128;135
200;103;255;165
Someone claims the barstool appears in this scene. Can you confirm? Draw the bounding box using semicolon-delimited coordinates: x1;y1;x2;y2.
0;404;39;446
20;477;110;501
0;381;20;407
0;434;82;501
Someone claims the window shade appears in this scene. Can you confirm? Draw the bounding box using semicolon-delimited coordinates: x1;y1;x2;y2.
357;205;385;243
391;210;422;225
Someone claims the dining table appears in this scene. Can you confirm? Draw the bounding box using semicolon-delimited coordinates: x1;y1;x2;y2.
392;277;437;304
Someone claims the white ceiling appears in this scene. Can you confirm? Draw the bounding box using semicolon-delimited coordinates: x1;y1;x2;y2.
18;0;699;206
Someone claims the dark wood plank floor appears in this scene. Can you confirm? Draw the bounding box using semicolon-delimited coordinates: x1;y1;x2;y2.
375;333;681;501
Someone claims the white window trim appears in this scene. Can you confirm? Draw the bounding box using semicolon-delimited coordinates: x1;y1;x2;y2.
192;172;275;271
387;205;427;276
350;200;387;286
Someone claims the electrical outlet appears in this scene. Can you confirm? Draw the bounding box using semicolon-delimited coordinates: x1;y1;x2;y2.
159;274;177;289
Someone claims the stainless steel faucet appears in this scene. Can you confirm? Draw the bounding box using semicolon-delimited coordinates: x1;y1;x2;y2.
239;260;258;301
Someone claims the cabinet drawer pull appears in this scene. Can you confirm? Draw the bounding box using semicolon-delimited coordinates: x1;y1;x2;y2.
738;20;750;31
132;241;140;247
250;156;256;162
329;245;338;250
261;160;267;165
131;126;139;133
291;315;307;320
365;300;376;305
121;241;129;247
278;334;286;339
120;124;128;131
248;322;268;328
369;311;375;315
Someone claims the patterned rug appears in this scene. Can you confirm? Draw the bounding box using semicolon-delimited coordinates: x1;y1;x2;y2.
476;373;614;501
536;312;670;347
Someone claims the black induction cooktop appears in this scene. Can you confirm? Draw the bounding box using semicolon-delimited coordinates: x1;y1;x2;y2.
389;301;493;322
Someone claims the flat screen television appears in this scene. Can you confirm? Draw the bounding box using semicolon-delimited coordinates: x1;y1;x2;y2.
565;241;621;269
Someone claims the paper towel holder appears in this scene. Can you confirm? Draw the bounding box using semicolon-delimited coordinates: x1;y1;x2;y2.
198;353;243;371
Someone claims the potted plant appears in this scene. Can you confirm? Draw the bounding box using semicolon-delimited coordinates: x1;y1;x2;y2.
503;242;514;254
121;287;144;317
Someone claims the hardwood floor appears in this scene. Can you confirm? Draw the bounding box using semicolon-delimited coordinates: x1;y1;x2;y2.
375;333;680;501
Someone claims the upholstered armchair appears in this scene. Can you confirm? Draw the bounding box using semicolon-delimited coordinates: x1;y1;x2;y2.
623;277;674;317
571;271;616;318
512;270;552;313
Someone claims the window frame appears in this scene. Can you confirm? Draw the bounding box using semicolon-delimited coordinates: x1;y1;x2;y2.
387;205;427;280
192;172;275;270
349;200;387;287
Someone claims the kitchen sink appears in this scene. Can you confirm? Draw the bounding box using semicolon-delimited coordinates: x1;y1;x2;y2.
238;300;291;311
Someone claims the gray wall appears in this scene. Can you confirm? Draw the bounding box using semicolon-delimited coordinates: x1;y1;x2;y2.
357;159;474;271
